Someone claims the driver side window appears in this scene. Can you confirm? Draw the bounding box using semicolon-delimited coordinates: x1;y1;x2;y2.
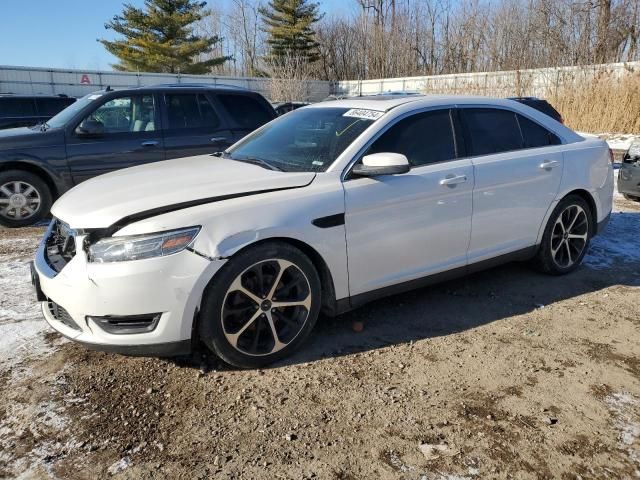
84;95;156;134
366;109;456;166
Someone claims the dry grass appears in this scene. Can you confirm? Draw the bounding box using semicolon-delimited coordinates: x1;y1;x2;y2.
547;69;640;134
421;64;640;134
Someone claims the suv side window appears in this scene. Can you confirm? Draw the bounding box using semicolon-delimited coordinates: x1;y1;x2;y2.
217;94;273;130
516;114;561;148
165;93;220;130
36;97;75;116
461;108;522;156
366;109;456;166
84;95;156;133
0;98;36;117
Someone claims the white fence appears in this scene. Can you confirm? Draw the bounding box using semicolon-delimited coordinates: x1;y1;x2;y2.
0;65;332;102
336;61;640;98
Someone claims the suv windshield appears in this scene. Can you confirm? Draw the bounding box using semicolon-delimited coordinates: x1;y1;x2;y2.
46;92;103;128
226;107;377;172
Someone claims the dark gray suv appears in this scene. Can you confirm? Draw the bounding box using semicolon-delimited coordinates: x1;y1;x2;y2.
0;85;276;227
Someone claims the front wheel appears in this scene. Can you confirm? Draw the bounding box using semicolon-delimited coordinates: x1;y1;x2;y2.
199;242;321;368
533;195;592;275
0;170;52;227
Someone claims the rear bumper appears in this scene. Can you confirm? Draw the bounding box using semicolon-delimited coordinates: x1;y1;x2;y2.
596;212;610;235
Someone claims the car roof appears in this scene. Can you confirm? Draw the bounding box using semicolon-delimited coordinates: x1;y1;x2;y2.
0;93;73;99
308;94;530;111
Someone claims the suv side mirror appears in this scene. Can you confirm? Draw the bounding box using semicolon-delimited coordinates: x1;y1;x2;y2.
75;119;104;137
352;153;411;177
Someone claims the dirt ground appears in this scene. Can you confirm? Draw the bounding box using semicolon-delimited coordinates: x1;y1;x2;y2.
0;190;639;480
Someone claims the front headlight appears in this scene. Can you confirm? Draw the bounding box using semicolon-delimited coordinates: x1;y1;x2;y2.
88;226;200;263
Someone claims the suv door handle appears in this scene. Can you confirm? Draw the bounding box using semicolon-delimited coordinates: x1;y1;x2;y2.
141;140;159;147
539;160;560;169
440;174;467;186
210;137;227;143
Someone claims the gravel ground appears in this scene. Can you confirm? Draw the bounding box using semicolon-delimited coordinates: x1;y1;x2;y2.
0;187;638;480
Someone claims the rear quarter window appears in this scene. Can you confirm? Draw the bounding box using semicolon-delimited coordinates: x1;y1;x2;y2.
0;98;36;117
217;94;274;130
517;115;561;148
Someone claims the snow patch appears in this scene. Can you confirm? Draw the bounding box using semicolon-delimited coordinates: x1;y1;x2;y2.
606;393;640;473
583;210;640;271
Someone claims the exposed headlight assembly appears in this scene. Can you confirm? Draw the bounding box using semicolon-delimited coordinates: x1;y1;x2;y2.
88;227;200;263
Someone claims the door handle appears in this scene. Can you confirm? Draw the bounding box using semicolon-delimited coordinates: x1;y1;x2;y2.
440;174;467;186
210;137;227;143
141;140;159;147
539;160;560;170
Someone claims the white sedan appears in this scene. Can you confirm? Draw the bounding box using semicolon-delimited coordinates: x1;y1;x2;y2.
32;95;614;368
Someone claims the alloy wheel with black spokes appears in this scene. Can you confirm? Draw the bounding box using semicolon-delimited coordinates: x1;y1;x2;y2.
550;204;589;269
0;170;52;227
200;242;321;368
533;195;592;275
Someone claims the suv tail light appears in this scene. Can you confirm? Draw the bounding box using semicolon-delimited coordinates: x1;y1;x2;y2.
559;115;564;124
608;148;615;164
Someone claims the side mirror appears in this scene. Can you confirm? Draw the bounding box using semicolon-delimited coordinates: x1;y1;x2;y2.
352;152;411;177
75;119;104;137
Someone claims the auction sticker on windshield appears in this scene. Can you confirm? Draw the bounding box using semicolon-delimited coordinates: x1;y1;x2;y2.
343;109;384;120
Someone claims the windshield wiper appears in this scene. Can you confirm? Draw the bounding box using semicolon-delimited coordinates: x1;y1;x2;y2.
231;156;282;171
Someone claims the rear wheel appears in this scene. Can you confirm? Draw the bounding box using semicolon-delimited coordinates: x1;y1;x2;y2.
533;195;592;275
0;170;52;227
199;242;321;368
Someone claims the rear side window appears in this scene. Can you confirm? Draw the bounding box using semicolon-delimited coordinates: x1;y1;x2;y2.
0;98;36;116
217;94;273;130
366;110;456;166
517;115;561;148
462;108;522;156
165;94;220;130
36;98;75;116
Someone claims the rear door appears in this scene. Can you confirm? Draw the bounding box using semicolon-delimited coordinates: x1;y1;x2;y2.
161;92;234;159
460;107;564;262
65;93;165;183
215;93;276;142
343;109;474;295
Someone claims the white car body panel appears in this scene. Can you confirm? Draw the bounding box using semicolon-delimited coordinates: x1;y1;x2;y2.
344;159;474;295
33;95;613;353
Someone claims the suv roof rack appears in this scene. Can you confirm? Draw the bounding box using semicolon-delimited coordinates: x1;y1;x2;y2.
149;83;248;90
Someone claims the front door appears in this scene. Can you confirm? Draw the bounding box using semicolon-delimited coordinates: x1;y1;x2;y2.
66;93;164;184
343;109;474;296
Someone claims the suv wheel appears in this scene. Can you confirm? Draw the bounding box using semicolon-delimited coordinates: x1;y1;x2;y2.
199;242;321;368
533;195;592;275
0;170;52;227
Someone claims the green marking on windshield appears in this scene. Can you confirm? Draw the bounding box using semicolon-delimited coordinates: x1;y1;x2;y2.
335;119;363;137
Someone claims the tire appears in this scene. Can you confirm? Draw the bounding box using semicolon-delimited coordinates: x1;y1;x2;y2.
623;193;640;202
0;170;52;228
532;195;593;275
199;241;322;369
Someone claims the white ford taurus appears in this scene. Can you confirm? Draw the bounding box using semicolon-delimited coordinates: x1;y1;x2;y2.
32;95;614;368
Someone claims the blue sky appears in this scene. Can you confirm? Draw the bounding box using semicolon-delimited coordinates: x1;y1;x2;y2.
0;0;349;71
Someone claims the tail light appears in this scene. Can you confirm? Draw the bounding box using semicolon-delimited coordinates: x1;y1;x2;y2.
559;115;564;124
608;148;615;164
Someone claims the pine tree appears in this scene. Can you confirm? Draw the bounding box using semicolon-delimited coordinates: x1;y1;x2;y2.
99;0;230;74
259;0;323;64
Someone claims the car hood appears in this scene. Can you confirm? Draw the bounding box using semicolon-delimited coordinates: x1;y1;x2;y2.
52;155;316;229
0;126;63;150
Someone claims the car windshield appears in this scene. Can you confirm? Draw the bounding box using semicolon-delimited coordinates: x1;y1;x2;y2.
46;92;103;128
226;107;378;172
